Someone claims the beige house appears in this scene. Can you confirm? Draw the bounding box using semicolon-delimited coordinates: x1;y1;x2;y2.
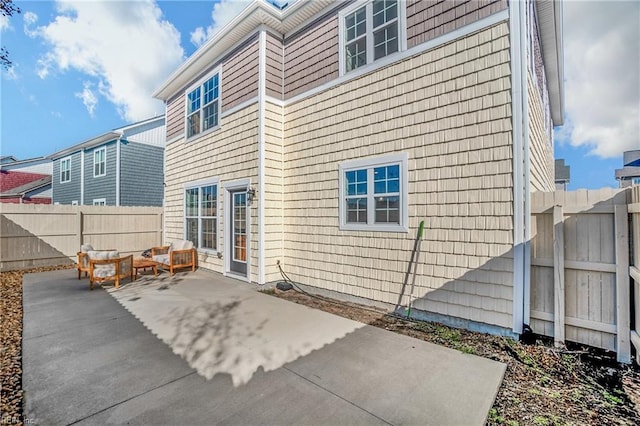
154;0;563;338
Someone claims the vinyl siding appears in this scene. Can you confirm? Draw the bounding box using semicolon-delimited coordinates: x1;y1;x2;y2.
84;143;117;205
120;142;164;207
406;0;508;48
125;118;166;148
52;152;82;204
283;22;514;329
265;32;284;100
164;103;259;281
263;101;284;283
166;94;184;141
527;73;554;192
284;12;339;99
222;38;259;112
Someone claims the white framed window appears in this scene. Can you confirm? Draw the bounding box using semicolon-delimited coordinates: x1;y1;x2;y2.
339;0;406;75
60;157;71;183
93;198;106;206
339;153;408;232
94;147;106;177
184;180;219;251
185;69;221;139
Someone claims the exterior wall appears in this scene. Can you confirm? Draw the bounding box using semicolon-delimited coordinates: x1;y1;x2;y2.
166;94;184;141
265;32;283;100
528;73;554;192
84;142;117;205
52;152;82;204
283;22;515;329
263;101;284;283
406;0;507;48
221;38;259;112
120;142;164;207
164;103;260;281
0;197;51;204
283;10;339;99
125;119;166;148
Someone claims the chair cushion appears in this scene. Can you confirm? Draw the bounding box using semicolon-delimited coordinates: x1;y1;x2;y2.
88;250;119;278
152;254;170;265
81;244;94;253
170;240;194;252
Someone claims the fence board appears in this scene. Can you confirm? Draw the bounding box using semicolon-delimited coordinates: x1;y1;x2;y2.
0;204;163;271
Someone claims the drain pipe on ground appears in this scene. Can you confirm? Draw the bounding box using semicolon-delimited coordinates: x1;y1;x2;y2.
406;220;425;318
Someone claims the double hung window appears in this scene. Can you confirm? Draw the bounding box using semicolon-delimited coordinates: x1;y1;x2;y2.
185;182;218;251
186;70;220;138
339;153;408;232
342;0;402;74
60;157;71;183
94;147;106;177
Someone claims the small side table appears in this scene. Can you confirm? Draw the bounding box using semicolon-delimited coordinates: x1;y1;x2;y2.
133;258;158;280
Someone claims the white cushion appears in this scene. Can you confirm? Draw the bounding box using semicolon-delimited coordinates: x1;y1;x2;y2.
152;254;170;265
170;240;193;251
81;244;94;253
88;250;119;278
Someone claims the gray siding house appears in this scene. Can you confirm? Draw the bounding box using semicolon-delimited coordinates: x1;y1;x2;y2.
50;116;165;206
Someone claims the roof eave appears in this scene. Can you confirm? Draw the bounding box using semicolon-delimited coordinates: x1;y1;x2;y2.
536;0;565;126
48;132;121;160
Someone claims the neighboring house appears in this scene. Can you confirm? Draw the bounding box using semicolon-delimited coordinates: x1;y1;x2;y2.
554;159;570;190
0;156;53;204
49;116;166;206
154;0;563;338
615;150;640;187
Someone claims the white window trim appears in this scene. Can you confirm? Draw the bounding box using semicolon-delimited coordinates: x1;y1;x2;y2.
184;177;220;254
71;200;78;205
60;157;71;183
339;153;408;232
338;0;407;77
93;146;106;178
184;67;223;142
93;198;106;206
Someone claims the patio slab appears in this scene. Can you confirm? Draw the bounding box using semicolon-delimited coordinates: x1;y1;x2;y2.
23;269;506;425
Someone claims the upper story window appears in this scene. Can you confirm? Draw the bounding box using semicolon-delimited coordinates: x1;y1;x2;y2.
94;147;106;177
339;153;408;232
60;157;71;183
340;0;404;74
186;70;220;139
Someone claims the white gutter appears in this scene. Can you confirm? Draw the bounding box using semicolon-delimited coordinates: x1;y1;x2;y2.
80;150;85;205
257;30;267;285
510;0;525;335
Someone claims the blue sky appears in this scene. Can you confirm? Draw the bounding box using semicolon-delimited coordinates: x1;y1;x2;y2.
1;1;638;190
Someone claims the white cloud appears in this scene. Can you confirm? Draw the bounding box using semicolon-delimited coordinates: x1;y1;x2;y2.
32;0;184;122
560;1;640;158
2;65;18;80
190;0;251;47
0;13;9;32
23;11;39;37
75;81;98;117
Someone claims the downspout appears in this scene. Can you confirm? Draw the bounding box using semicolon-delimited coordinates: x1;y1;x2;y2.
116;132;123;206
521;0;532;329
80;150;85;205
509;0;526;334
257;30;267;285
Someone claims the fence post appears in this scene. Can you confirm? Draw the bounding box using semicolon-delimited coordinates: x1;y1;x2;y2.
76;208;83;249
615;205;631;363
553;204;565;347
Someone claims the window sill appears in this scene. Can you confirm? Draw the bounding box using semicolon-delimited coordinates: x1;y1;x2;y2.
340;223;408;233
185;124;221;144
197;248;219;256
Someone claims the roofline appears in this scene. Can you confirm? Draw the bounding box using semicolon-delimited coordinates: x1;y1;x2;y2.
536;0;565;125
0;156;49;169
153;0;333;100
0;176;52;197
48;132;121;160
115;114;165;133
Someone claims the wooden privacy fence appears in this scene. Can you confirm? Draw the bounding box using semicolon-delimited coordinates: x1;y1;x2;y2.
530;188;632;363
0;204;163;271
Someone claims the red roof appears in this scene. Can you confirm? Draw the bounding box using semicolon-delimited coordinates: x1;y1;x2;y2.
0;170;50;192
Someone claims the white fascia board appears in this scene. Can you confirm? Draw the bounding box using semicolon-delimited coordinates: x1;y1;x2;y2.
49;132;121;160
536;0;564;125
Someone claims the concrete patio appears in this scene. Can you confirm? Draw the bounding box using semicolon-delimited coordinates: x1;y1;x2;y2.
23;269;506;425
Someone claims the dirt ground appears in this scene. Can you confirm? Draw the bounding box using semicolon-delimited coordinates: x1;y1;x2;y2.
2;267;639;425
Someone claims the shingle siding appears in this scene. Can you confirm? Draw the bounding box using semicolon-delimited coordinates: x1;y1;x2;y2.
222;38;259;112
282;22;514;329
120;142;164;207
265;33;284;100
52;152;82;204
84;143;117;205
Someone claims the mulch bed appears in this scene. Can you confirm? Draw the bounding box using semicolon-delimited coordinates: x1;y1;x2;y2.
267;287;640;426
2;267;639;425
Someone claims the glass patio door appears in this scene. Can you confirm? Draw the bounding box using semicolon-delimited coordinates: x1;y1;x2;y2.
229;190;247;276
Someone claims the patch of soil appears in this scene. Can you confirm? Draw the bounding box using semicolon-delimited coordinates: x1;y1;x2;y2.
0;265;74;426
268;287;640;425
